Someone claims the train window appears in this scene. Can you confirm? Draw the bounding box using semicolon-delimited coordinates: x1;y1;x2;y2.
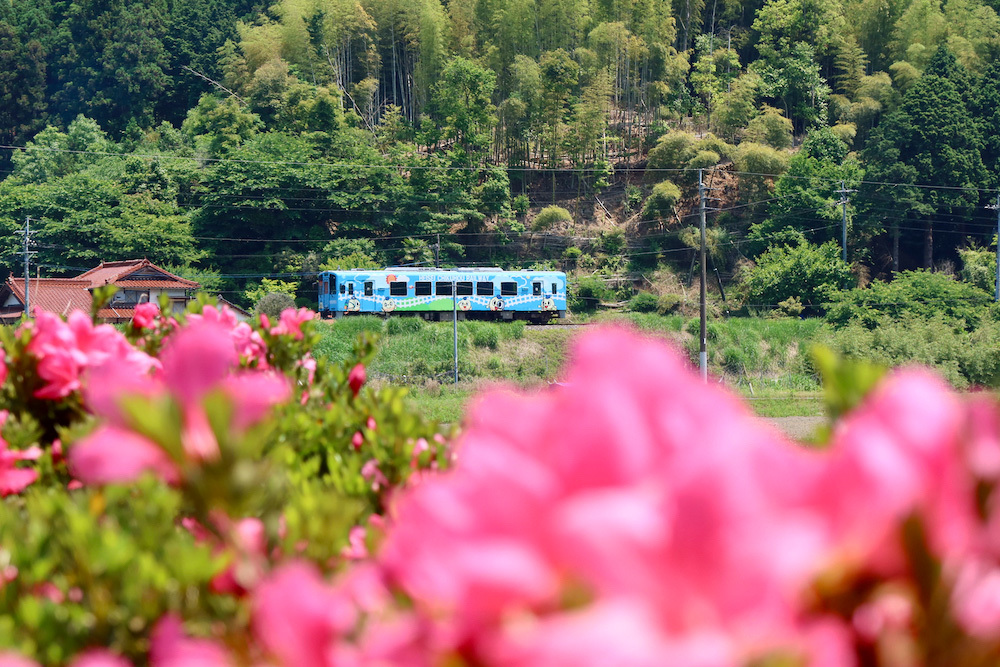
340;284;345;294
364;282;373;296
501;282;518;296
552;282;558;294
476;281;493;296
435;281;453;296
348;283;354;295
457;281;473;296
415;281;432;296
390;281;407;296
532;282;542;296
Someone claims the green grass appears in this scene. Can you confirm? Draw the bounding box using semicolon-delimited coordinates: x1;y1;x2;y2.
313;314;831;420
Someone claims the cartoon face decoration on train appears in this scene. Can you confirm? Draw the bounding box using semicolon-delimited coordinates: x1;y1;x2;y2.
346;296;361;312
488;297;504;311
541;296;556;311
381;298;396;313
458;297;472;311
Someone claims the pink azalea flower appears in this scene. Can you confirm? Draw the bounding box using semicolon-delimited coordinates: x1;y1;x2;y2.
351;431;364;451
0;438;41;497
270;307;315;340
69;425;179;485
210;517;268;596
815;367;973;571
150;615;233;667
360;459;388;491
160;320;238;405
341;526;368;560
219;372;291;430
252;562;356;667
951;561;1000;639
68;651;133;667
132;302;160;330
0;653;40;667
0;350;7;386
348;364;365;396
380;328;830;659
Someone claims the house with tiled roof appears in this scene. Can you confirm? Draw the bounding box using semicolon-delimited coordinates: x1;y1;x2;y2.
0;259;200;324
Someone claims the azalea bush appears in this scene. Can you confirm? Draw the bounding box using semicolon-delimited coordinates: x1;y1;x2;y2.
4;303;1000;665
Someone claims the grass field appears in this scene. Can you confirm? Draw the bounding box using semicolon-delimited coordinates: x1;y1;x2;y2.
313;314;831;423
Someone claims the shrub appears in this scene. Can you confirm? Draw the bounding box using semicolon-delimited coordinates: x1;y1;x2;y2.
642;179;682;221
532;205;572;230
823;314;1000;388
646;130;696;170
467;322;501;350
831;123;857;147
826;270;993;330
255;291;296;320
692;133;733;160
628;291;660;313
958;245;995;294
743;105;793;149
687;149;721;171
657;293;682;314
570;275;612;312
737;241;855;313
512;193;530;216
385;316;425;335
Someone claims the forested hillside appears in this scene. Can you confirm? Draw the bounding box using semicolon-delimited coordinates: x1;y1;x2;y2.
1;0;998;306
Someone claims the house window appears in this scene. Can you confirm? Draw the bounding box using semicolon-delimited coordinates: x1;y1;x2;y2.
390;281;407;296
457;281;473;296
415;281;432;296
476;282;494;296
364;282;373;296
533;282;542;296
501;282;517;296
435;282;453;296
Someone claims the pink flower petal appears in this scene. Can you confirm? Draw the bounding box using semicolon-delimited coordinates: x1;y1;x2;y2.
69;426;179;485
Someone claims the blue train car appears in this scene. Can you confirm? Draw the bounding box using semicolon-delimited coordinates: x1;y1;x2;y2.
318;268;567;322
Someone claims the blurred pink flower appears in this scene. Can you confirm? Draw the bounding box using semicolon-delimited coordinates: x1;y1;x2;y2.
150;615;233;667
0;654;40;667
348;364;365;396
951;561;1000;639
816;368;973;572
210;517;267;596
0;350;6;386
0;438;41;497
361;459;388;491
380;327;829;659
132;302;160;330
341;526;368;560
69;425;179;485
68;651;133;667
252;562;356;667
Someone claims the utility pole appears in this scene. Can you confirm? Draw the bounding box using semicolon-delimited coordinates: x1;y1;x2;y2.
699;169;708;383
835;181;856;263
16;217;36;318
990;194;1000;302
452;279;459;385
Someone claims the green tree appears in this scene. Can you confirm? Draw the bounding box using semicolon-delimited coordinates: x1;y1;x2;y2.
738;240;856;312
860;49;985;270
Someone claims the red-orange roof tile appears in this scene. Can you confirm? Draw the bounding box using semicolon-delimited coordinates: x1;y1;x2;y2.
76;259;199;288
3;278;93;318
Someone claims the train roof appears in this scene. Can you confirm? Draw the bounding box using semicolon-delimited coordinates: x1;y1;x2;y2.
323;268;566;275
